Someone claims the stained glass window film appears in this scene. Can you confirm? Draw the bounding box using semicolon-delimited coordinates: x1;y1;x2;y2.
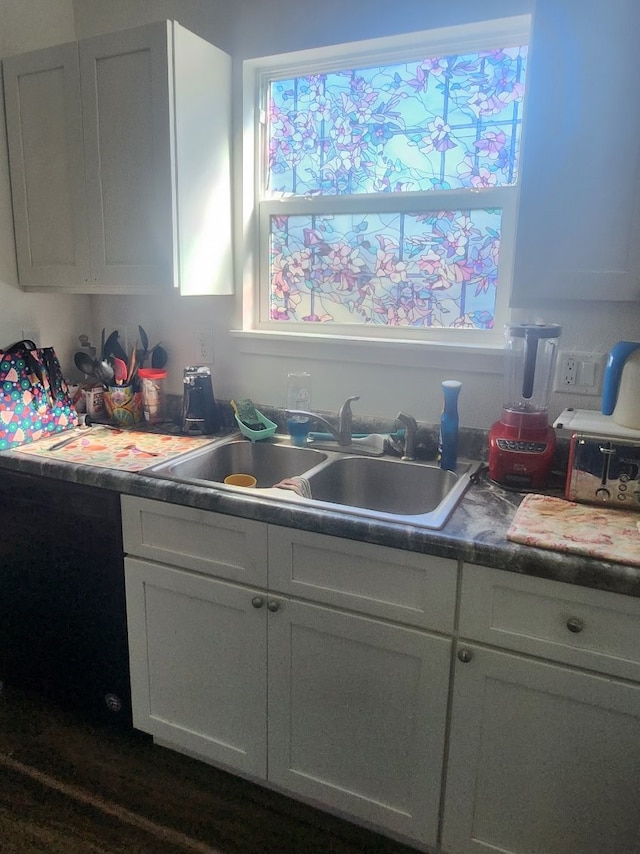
269;209;501;328
261;31;527;332
267;47;527;196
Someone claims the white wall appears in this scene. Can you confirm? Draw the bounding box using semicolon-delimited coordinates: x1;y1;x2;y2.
11;0;640;428
0;0;93;367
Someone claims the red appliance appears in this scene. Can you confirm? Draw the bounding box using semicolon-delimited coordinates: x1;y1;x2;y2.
489;323;562;489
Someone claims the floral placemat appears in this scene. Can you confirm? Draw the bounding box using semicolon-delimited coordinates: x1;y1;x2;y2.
507;493;640;568
14;426;214;472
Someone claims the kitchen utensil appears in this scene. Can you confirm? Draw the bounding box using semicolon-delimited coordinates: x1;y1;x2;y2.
123;444;160;457
103;330;128;363
95;360;115;386
74;351;98;377
601;341;640;429
113;357;128;385
489;322;562;489
127;346;138;386
182;365;221;435
49;431;83;451
138;325;149;359
103;385;144;426
150;344;168;369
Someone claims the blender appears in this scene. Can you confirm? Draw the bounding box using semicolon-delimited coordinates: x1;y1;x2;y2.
489;323;562;489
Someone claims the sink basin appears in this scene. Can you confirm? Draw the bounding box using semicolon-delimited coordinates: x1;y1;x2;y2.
305;456;459;516
144;438;328;488
142;434;482;529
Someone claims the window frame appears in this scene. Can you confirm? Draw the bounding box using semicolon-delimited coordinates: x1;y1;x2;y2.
240;14;531;349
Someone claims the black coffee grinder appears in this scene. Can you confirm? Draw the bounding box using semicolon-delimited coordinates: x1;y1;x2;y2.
181;366;221;435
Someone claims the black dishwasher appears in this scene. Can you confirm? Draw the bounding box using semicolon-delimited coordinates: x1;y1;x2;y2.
0;470;132;726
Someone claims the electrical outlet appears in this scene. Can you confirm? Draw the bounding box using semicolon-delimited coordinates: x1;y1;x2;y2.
196;330;214;364
563;356;577;386
554;351;606;395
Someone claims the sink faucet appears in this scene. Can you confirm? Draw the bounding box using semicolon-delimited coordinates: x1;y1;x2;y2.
286;395;360;446
396;411;418;461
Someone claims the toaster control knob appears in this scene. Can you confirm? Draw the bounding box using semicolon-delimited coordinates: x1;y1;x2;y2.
595;488;610;500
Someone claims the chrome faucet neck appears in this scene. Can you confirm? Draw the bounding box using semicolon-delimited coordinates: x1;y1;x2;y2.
285;395;360;446
396;411;418;461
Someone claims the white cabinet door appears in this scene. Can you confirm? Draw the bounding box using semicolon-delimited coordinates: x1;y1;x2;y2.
3;21;231;294
3;43;91;286
442;644;640;854
125;557;267;778
267;596;451;848
79;20;231;294
80;23;174;290
512;0;640;304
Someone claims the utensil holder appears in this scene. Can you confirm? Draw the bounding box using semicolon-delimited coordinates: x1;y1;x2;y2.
103;385;144;426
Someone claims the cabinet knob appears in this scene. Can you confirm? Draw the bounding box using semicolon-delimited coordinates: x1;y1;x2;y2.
457;648;473;663
251;597;264;609
566;617;584;633
267;600;280;612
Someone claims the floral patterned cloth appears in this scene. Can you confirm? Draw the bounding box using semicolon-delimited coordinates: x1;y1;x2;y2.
507;494;640;568
14;426;213;472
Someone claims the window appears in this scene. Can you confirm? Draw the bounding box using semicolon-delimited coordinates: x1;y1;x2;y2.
242;16;530;347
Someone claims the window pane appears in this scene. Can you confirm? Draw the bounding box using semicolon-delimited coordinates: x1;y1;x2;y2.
267;47;527;196
269;210;501;330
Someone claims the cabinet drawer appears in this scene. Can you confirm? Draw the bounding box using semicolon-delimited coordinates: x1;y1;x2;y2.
121;496;267;586
268;526;457;632
460;564;640;681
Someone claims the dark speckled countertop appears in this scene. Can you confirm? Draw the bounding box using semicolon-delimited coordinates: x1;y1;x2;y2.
0;424;638;599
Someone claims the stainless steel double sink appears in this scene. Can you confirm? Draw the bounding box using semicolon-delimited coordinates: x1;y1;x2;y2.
142;434;482;529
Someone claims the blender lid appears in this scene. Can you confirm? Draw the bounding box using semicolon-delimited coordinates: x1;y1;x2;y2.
506;322;562;339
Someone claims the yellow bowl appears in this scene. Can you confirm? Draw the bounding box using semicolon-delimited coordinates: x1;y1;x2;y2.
224;473;257;488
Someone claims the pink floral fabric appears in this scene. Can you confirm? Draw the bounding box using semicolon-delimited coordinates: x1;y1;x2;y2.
507;494;640;568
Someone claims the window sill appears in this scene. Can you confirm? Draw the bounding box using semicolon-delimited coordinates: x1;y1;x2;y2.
229;329;504;374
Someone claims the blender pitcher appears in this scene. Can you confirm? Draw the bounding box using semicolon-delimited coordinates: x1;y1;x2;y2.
489;323;562;489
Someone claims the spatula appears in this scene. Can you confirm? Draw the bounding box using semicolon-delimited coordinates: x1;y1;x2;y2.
113;357;128;386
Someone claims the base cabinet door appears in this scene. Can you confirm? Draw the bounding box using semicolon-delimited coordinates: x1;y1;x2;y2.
442;645;640;854
125;557;267;777
267;597;451;848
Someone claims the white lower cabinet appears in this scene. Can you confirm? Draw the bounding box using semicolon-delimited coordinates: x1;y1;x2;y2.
442;645;640;854
122;497;456;849
123;498;640;852
125;557;268;777
442;565;640;854
267;597;450;844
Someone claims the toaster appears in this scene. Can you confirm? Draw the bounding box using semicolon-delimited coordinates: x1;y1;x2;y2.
566;432;640;509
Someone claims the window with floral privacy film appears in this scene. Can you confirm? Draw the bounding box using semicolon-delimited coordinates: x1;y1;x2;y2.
259;27;528;333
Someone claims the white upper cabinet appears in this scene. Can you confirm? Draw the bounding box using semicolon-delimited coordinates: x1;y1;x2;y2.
3;21;232;295
511;0;640;304
3;43;91;287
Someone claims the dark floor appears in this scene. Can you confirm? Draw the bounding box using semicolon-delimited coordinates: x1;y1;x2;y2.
0;685;418;854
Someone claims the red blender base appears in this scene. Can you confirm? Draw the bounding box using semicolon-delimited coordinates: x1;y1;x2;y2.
488;411;556;490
